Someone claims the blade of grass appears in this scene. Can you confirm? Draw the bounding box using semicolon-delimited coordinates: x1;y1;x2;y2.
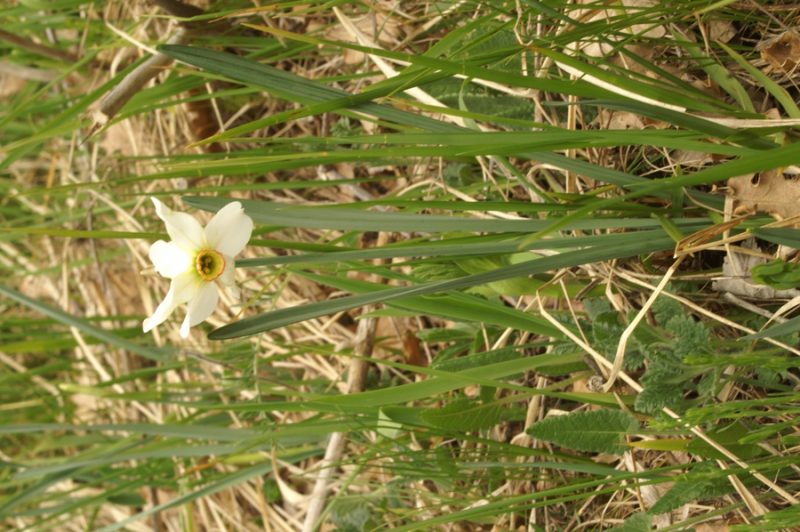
0;284;169;362
208;235;673;339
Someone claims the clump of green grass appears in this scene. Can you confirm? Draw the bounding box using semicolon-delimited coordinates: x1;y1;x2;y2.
2;0;800;530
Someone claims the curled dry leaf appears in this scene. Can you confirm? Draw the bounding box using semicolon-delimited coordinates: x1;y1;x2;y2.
708;19;736;44
571;0;666;58
721;171;800;299
728;169;800;221
712;239;800;300
322;10;402;65
758;30;800;74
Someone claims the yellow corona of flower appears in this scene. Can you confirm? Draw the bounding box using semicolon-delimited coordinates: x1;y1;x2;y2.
143;198;253;338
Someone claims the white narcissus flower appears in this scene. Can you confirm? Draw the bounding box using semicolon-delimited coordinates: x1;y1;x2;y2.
143;198;254;338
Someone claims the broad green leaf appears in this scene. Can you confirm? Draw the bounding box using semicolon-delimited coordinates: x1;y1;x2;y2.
526;409;639;454
743;314;800;341
420;399;506;432
607;512;652;532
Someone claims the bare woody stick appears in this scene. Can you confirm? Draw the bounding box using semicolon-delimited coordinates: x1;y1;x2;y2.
92;1;233;131
302;317;374;532
93;28;187;128
0;28;79;63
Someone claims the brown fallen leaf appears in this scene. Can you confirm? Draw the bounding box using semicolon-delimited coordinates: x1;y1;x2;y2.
709;19;736;44
597;108;645;130
728;168;800;221
323;10;402;65
403;330;426;367
759;30;800;74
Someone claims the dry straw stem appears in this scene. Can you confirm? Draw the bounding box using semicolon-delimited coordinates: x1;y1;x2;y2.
94;0;232;128
605;255;685;392
619;270;800;359
302;317;375;532
332;7;467;127
0;28;79;63
535;292;799;508
94;27;187;124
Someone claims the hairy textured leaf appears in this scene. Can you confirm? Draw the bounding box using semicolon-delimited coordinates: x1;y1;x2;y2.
650;463;733;515
420;399;506;432
608;512;652;532
526;409;639;454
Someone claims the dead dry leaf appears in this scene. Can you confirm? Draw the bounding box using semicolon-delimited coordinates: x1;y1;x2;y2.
98;122;136;156
323;11;402;65
0;71;26;98
672;150;713;168
729;169;800;220
709;19;736;44
759;30;800;74
572;0;666;57
597;108;645;130
712;239;800;300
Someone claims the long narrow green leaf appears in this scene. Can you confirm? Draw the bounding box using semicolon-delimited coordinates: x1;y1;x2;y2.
184;196;708;233
95;462;272;532
526;140;800;242
297;271;562;337
743;315;800;340
717;41;800;119
160;44;459;134
0;285;168;362
676;33;754;112
236;228;700;267
209;235;673;339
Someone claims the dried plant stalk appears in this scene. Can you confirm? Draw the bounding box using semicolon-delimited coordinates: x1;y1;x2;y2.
94;28;187;125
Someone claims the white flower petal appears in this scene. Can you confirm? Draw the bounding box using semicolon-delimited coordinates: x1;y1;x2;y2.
218;255;235;286
152;197;206;251
217;256;240;303
179;282;220;338
204;201;254;256
226;284;241;303
149;240;192;278
143;272;201;333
